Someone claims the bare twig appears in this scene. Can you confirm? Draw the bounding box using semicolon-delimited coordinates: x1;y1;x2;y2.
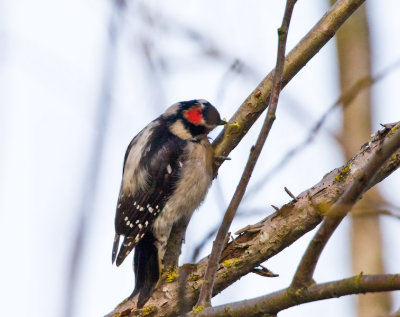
271;205;280;212
291;123;400;288
364;208;400;220
284;186;297;201
195;0;297;307
189;274;400;316
215;59;261;105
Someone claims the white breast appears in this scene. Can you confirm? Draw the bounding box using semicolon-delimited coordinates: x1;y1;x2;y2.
152;137;213;242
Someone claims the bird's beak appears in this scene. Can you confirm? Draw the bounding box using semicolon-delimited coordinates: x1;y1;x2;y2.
218;119;227;126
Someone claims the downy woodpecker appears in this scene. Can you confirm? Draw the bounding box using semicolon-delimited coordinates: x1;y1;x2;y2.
112;99;225;307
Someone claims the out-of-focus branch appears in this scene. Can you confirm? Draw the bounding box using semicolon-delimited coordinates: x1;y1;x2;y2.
195;0;296;308
331;1;392;315
377;308;400;317
108;123;400;317
65;2;125;317
189;274;400;317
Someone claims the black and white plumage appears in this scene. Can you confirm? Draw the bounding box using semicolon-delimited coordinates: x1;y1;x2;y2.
112;99;225;307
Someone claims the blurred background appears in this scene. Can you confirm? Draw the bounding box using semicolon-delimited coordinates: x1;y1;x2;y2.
1;0;400;316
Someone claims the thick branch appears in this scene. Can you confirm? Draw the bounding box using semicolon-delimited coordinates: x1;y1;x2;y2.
191;274;400;316
108;123;400;317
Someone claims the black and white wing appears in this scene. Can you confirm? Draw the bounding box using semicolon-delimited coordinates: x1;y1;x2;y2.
112;125;186;266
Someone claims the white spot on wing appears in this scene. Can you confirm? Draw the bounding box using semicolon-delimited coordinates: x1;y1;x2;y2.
124;217;128;221
167;164;172;174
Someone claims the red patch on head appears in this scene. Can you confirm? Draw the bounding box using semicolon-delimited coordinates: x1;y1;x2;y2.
183;106;203;125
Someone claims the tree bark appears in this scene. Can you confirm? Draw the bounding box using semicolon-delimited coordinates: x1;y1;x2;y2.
107;124;400;317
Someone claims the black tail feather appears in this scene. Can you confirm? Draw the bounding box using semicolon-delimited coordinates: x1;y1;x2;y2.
115;235;136;266
111;234;120;264
131;231;160;308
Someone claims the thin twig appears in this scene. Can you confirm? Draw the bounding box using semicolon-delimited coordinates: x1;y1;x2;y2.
284;186;297;201
271;205;280;212
195;0;297;308
291;123;400;288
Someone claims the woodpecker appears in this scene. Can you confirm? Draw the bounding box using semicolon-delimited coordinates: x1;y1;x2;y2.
112;99;225;308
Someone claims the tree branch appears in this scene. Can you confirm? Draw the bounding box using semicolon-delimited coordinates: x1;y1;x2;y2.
108;123;400;317
190;274;400;316
291;122;400;288
195;0;296;308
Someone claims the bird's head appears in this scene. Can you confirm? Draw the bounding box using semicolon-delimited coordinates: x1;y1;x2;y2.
164;99;226;139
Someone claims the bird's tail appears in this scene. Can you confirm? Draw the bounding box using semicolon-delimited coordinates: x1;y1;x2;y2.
131;231;160;308
111;233;120;264
113;235;137;266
